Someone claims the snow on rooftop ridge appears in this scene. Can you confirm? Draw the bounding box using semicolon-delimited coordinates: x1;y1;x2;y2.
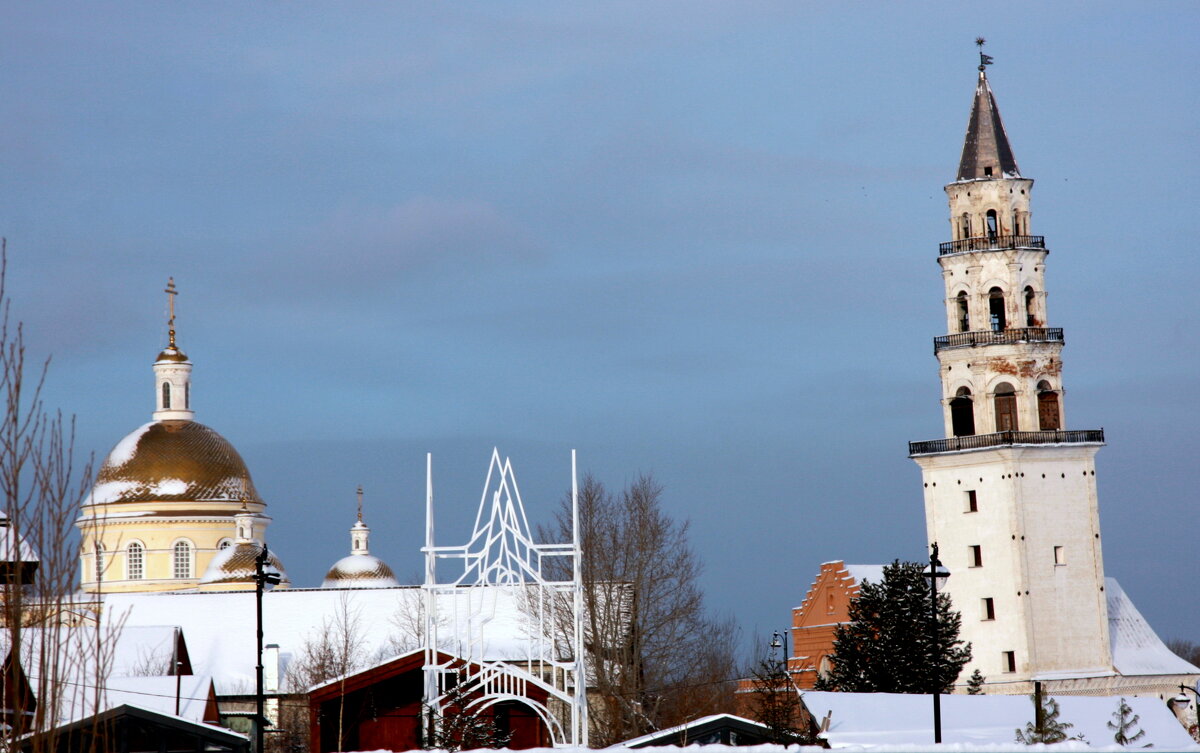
1107;577;1200;677
105;422;154;468
843;564;885;585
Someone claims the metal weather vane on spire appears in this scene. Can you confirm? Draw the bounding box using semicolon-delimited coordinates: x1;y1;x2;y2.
164;277;179;348
976;37;994;72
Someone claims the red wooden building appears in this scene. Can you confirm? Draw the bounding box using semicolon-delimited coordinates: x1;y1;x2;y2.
308;650;551;753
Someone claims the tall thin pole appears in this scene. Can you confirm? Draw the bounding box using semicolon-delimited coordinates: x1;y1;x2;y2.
571;449;587;746
255;544;268;753
929;542;942;744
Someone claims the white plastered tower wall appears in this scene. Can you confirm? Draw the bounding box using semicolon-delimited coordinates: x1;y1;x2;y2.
910;61;1112;693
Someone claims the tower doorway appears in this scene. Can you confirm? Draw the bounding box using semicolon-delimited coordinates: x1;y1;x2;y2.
951;388;976;437
989;288;1006;331
994;383;1018;431
1038;382;1061;430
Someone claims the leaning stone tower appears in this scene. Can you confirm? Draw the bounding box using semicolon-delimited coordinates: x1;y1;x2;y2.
909;54;1110;690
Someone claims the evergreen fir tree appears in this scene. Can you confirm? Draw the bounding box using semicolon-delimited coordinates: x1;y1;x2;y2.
1107;697;1147;746
966;668;985;695
421;679;514;752
812;560;971;693
1015;694;1078;744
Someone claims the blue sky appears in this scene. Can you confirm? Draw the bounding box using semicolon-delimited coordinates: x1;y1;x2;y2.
3;2;1198;652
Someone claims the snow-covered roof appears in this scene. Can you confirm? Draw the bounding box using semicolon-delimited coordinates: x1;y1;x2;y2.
1107;577;1200;677
321;553;398;589
106;584;538;695
843;564;884;586
803;690;1198;749
612;714;769;748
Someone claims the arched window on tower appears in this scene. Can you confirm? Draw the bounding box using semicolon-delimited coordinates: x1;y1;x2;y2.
126;542;144;580
162;382;171;411
956;292;970;333
93;542;105;583
986;209;998;240
989;287;1006;331
173;540;193;579
994;382;1018;432
951;387;976;437
1038;381;1061;431
960;213;970;240
1024;287;1037;327
185;383;189;409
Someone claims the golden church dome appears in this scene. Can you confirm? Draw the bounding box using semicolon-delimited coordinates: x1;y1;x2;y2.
322;554;398;589
199;542;290;589
90;420;262;506
155;346;189;363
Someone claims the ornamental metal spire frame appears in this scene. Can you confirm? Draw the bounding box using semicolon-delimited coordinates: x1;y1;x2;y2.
422;449;587;747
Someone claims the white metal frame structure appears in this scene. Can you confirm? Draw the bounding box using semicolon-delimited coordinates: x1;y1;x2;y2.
422;449;587;747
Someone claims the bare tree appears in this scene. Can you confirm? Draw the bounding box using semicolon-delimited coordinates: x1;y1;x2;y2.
540;473;738;747
277;594;367;753
0;240;116;752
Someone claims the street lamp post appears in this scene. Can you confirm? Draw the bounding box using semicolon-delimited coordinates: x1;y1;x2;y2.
923;542;950;744
1173;684;1200;741
255;544;281;753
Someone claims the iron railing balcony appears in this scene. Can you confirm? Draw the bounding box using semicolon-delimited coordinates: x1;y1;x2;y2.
934;327;1063;353
939;235;1046;256
909;429;1105;457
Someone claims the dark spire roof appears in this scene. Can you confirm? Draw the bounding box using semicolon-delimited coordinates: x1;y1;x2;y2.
956;71;1020;181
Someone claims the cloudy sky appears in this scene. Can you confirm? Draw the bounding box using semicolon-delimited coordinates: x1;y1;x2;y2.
3;3;1198;652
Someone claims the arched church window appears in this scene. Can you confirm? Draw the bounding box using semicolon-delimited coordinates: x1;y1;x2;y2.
94;543;105;583
162;382;171;410
960;213;970;240
956;292;970;333
986;209;998;240
1024;287;1036;326
126;542;144;580
988;287;1006;331
994;383;1018;432
951;387;976;437
173;540;193;579
1037;381;1061;431
218;539;233;551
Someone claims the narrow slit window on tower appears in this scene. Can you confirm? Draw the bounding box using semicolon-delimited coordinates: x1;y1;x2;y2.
956;292;970;333
969;545;983;568
951;387;976;437
984;166;994;177
185;383;189;409
982;597;995;621
162;382;171;410
960;213;970;240
994;382;1018;431
1024;286;1036;326
988;287;1006;331
1003;651;1016;673
986;209;998;239
94;543;105;583
965;490;978;513
1054;546;1066;566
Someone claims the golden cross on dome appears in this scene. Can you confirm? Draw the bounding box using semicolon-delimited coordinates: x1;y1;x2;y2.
164;277;179;348
356;485;364;522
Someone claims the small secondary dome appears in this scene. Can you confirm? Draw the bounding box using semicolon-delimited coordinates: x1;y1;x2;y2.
90;421;262;506
199;542;290;589
322;552;398;589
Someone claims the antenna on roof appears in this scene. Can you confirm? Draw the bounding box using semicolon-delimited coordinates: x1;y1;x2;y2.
164;277;179;348
976;37;994;72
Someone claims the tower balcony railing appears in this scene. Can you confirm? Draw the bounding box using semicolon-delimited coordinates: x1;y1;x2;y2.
908;429;1105;457
939;234;1046;255
933;327;1063;353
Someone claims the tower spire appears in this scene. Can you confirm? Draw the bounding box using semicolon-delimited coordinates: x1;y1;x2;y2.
164;277;178;348
356;484;363;523
957;40;1019;181
351;486;369;555
152;277;194;421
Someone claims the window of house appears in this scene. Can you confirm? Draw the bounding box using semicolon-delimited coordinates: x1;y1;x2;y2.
126;542;144;580
1003;651;1016;673
965;490;978;513
982;597;995;621
969;545;983;568
173;540;193;579
1054;546;1065;566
